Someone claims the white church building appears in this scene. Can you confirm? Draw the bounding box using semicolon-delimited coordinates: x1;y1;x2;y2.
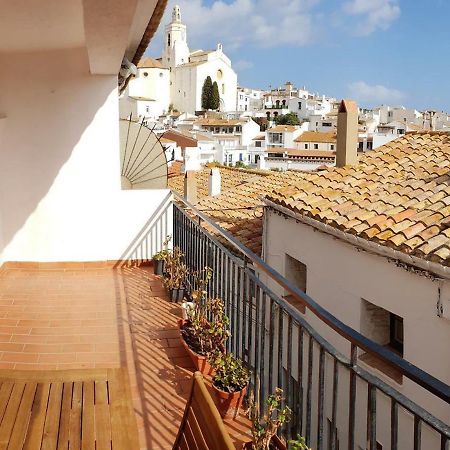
128;5;237;117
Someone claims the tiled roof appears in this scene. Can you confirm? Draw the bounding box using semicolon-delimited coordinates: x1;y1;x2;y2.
252;134;266;140
266;132;450;268
162;130;197;148
195;119;244;126
137;57;166;69
285;149;336;159
295;131;336;143
268;125;299;133
169;165;304;254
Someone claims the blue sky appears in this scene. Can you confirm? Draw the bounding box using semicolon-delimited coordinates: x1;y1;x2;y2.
146;0;450;111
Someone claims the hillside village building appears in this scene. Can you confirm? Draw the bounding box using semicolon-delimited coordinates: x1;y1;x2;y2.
128;5;237;117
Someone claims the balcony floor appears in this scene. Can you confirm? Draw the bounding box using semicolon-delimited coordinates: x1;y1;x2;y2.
0;263;251;450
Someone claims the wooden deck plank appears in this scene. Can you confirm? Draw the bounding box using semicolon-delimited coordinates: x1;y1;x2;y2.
0;382;26;450
0;369;138;450
23;383;51;450
94;381;111;450
68;382;82;450
41;382;63;450
108;369;139;450
7;382;37;450
81;382;95;450
0;383;14;426
56;382;72;450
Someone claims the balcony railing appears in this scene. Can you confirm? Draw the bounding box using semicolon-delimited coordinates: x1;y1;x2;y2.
172;194;449;450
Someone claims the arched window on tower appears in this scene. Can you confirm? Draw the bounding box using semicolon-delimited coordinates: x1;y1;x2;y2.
167;33;171;47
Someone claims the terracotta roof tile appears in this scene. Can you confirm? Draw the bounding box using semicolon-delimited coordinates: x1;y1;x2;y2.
169;165;305;254
266;132;450;268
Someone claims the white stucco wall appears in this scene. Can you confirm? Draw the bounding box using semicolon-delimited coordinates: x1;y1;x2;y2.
263;209;450;449
0;48;171;263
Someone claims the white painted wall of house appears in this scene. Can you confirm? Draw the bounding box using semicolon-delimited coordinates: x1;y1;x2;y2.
263;209;450;449
0;49;171;263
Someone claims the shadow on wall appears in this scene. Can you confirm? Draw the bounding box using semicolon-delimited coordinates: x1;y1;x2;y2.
0;47;117;260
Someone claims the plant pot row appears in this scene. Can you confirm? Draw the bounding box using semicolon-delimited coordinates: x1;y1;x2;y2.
177;319;247;420
152;258;186;303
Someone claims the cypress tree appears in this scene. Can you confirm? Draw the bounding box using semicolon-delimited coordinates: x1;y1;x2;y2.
201;76;213;110
211;81;220;110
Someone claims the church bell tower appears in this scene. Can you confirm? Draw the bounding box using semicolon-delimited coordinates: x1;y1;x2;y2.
162;5;189;69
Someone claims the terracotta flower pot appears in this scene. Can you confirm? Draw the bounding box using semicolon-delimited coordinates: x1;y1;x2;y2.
177;319;214;376
241;435;286;450
212;382;247;419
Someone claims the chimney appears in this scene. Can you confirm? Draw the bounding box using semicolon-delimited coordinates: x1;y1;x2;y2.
184;171;197;204
336;99;358;167
208;168;221;197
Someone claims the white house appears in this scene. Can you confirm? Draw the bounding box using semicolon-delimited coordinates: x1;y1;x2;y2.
127;57;170;119
262;101;450;450
266;125;305;149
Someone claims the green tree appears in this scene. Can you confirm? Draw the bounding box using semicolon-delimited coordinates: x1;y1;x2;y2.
275;112;300;126
211;81;220;110
201;76;213;110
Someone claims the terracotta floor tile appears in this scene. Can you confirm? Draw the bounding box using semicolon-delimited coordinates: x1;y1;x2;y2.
0;264;251;449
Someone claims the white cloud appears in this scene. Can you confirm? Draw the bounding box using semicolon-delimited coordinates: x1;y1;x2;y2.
348;81;405;105
234;59;254;71
151;0;320;51
343;0;400;35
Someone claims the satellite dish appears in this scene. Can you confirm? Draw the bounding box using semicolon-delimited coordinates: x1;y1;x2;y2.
120;118;168;189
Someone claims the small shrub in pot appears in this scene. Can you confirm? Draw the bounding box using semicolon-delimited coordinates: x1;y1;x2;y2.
244;388;291;450
210;351;250;418
163;246;188;302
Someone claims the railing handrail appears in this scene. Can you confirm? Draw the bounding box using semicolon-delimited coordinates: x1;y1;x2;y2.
172;191;450;404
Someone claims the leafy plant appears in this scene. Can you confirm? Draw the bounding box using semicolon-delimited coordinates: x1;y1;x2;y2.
211;81;220;110
153;235;171;261
210;351;250;393
163;246;188;290
201;76;213;110
288;435;311;450
247;388;291;450
183;297;230;356
274;112;300;126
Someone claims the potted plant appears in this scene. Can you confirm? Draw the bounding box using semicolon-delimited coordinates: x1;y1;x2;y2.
243;388;291;450
179;296;230;375
288;436;311;450
210;351;250;418
163;246;188;302
152;236;171;275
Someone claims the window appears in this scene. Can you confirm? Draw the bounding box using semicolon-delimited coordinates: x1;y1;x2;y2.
159;72;163;77
255;141;262;148
358;141;364;150
239;153;243;161
330;144;334;150
359;299;404;383
217;69;223;79
236;126;242;132
214;127;220;133
222;84;225;95
367;141;373;150
283;254;307;313
269;133;283;144
143;71;149;77
304;144;308;149
167;33;171;46
314;144;319;149
228;127;233;133
298;102;302;110
228;154;233;163
322;122;332;127
397;128;405;135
